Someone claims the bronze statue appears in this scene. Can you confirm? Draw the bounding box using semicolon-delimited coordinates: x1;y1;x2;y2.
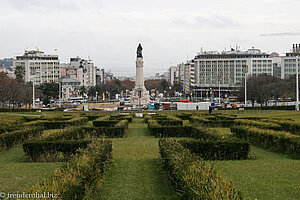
137;43;143;58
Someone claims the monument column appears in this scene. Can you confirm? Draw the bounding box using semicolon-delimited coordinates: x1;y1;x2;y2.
130;43;150;107
136;57;144;89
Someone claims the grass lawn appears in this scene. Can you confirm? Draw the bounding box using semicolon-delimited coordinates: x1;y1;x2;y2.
209;146;300;200
98;118;179;200
0;147;63;193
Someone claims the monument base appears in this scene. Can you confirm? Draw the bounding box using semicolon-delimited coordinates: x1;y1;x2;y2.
130;86;150;108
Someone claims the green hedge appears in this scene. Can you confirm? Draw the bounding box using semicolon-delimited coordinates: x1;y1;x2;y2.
234;119;282;131
148;120;192;137
148;119;227;140
176;113;192;120
218;105;295;110
179;139;249;160
261;119;300;136
23;140;92;162
26;139;112;200
158;139;243;200
157;118;183;126
93;119;119;127
190;116;233;127
231;126;300;157
24;117;88;129
84;119;129;138
0;127;43;151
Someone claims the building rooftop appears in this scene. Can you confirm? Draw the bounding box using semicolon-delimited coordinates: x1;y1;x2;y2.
60;76;81;83
195;47;269;59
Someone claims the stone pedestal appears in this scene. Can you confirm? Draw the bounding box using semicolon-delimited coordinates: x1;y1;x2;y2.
130;57;150;107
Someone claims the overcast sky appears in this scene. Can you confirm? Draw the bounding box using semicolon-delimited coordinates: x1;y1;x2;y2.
1;0;300;76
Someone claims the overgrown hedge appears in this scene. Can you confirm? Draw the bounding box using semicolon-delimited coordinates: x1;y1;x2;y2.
190;116;233;127
176;113;192;120
179;138;249;160
234;119;282;131
231;126;300;157
23;139;92;162
0;127;43;151
158;139;243;200
24;139;112;200
261;119;300;136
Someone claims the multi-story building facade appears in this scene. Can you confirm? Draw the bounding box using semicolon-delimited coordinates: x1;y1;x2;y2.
283;44;300;79
96;68;105;85
70;57;96;87
183;61;193;93
13;50;60;84
191;48;277;89
167;66;178;85
60;57;96;87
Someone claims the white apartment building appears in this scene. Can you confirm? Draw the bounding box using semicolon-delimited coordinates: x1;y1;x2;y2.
183;62;193;93
191;48;276;88
282;44;300;79
13;50;60;84
167;66;178;85
60;57;96;87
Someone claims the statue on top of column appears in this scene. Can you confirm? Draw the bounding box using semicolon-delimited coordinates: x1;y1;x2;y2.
137;43;143;58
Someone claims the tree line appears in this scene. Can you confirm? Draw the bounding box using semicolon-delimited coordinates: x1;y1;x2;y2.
238;74;298;106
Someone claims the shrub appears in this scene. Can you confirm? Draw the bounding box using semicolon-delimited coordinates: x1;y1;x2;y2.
158;139;243;200
190;116;233;127
157;118;183;126
148;120;192;137
261;119;300;136
23;140;92;162
179;138;249;160
176;113;192;120
0;127;43;151
93;117;119;127
234;119;282;131
25;139;112;200
24;117;88;129
231;126;300;157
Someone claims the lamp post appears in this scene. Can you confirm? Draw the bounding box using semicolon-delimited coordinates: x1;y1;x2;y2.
32;76;35;109
293;44;299;111
296;54;299;111
31;70;36;109
245;73;247;107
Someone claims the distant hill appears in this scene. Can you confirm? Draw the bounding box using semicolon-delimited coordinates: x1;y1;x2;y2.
0;58;13;67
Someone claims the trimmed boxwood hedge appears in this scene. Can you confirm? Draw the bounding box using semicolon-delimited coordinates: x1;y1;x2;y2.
24;117;88;129
158;139;243;200
0;127;43;151
23;139;92;162
148;120;192;137
190;116;233;127
179;138;249;160
231;125;300;157
93;119;119;127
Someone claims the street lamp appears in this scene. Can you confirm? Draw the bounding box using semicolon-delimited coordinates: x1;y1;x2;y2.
245;73;247;107
30;71;37;109
293;44;299;111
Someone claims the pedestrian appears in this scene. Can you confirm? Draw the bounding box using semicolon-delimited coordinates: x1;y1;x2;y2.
209;106;212;114
196;105;199;110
